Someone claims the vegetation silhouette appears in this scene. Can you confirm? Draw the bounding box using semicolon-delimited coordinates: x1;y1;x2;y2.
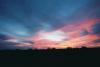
0;47;100;56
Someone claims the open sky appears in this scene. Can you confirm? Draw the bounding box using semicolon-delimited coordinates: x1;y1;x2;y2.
0;0;100;49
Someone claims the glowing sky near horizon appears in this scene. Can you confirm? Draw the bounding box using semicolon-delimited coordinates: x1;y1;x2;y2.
0;0;100;49
31;19;100;49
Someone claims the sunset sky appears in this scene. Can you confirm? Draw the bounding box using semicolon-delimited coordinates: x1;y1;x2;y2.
0;0;100;49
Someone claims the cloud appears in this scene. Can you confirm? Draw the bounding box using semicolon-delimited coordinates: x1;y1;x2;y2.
0;0;100;49
93;39;100;43
0;34;11;40
0;34;33;50
0;40;18;50
80;29;90;36
92;22;100;35
31;19;100;49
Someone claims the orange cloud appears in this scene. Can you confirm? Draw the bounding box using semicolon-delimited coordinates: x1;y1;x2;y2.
31;18;100;49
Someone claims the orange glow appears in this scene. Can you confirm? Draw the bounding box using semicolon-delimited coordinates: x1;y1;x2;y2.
30;19;100;49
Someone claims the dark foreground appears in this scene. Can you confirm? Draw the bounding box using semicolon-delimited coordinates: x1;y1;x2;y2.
0;47;100;56
0;47;100;66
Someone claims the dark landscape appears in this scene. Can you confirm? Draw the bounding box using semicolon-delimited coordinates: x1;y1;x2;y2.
0;47;100;57
0;47;100;66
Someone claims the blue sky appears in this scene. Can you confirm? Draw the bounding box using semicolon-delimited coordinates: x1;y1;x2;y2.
0;0;100;49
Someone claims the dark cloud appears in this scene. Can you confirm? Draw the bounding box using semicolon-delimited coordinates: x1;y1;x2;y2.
0;39;33;50
0;34;33;50
0;34;16;49
92;22;100;35
0;40;18;50
80;29;89;36
93;39;100;43
0;34;13;40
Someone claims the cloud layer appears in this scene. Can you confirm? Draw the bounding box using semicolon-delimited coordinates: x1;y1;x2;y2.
0;0;100;49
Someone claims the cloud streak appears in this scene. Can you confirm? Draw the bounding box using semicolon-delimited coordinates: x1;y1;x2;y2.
31;19;100;49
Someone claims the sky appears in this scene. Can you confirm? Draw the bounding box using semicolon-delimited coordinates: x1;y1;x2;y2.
0;0;100;49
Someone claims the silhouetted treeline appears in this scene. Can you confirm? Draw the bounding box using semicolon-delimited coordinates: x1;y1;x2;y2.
0;47;100;66
0;47;100;56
